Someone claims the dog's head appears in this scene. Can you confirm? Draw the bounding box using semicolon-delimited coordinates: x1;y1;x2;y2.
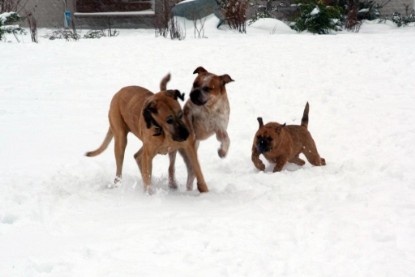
143;93;189;142
189;66;234;106
254;117;286;154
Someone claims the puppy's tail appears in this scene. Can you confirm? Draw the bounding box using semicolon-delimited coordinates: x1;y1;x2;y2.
301;102;309;129
160;73;171;91
85;128;113;157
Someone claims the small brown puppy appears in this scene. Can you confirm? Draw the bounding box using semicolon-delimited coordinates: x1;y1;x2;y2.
168;66;234;190
252;102;326;172
86;74;209;193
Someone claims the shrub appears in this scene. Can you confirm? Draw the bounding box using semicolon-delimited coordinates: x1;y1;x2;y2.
156;0;185;40
0;11;24;41
47;29;80;41
84;29;119;39
356;0;381;20
392;11;415;27
291;2;343;34
218;0;249;33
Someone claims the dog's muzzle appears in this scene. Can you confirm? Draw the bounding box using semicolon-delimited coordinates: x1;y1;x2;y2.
190;90;207;106
256;136;272;153
172;124;190;142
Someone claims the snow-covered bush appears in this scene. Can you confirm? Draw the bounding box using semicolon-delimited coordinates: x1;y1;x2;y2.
291;2;343;34
392;11;415;27
0;11;24;40
355;0;382;20
47;29;80;41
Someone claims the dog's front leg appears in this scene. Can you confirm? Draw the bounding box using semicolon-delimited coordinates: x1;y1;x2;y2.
182;144;208;193
136;148;154;193
251;146;265;171
168;151;178;189
273;157;288;172
216;129;230;158
178;148;196;191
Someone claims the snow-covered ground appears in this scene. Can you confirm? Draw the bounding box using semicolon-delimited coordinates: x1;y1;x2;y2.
1;16;415;276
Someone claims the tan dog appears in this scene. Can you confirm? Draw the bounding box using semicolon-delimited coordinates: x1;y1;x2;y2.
168;66;234;190
251;102;326;172
86;74;209;193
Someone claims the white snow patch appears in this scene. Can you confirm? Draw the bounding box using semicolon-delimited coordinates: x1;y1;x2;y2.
1;18;415;277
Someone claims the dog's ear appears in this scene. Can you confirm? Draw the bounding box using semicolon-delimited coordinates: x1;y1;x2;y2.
143;101;157;129
193;66;208;75
220;74;234;85
143;102;163;136
275;123;286;135
257;117;264;128
164;89;185;101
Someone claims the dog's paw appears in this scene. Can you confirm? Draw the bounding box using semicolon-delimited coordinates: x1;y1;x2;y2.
144;185;156;195
169;182;178;190
186;183;194;191
218;148;227;158
108;176;122;189
197;182;209;193
253;161;265;171
272;166;283;173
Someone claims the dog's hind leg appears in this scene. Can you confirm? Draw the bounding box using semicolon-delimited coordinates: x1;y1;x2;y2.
168;151;178;189
302;139;326;166
289;155;306;166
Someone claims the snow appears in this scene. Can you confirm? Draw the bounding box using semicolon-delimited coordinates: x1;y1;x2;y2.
1;16;415;276
358;8;370;13
310;6;320;16
0;11;15;23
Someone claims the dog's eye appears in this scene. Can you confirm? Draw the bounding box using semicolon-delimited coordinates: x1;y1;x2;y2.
166;116;174;124
202;86;210;93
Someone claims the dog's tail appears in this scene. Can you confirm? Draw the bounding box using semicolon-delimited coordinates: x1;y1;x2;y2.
85;128;113;157
301;102;309;129
160;73;171;91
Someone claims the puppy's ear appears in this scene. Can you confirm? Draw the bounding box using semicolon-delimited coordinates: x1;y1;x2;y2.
257;117;264;128
275;123;286;135
164;89;185;101
220;74;234;85
193;66;208;75
143;102;157;129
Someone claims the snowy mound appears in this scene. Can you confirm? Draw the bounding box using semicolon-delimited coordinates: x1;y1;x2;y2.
249;18;296;34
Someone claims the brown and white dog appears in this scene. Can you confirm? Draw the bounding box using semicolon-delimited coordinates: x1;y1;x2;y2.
168;66;234;190
251;102;326;172
86;74;209;193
